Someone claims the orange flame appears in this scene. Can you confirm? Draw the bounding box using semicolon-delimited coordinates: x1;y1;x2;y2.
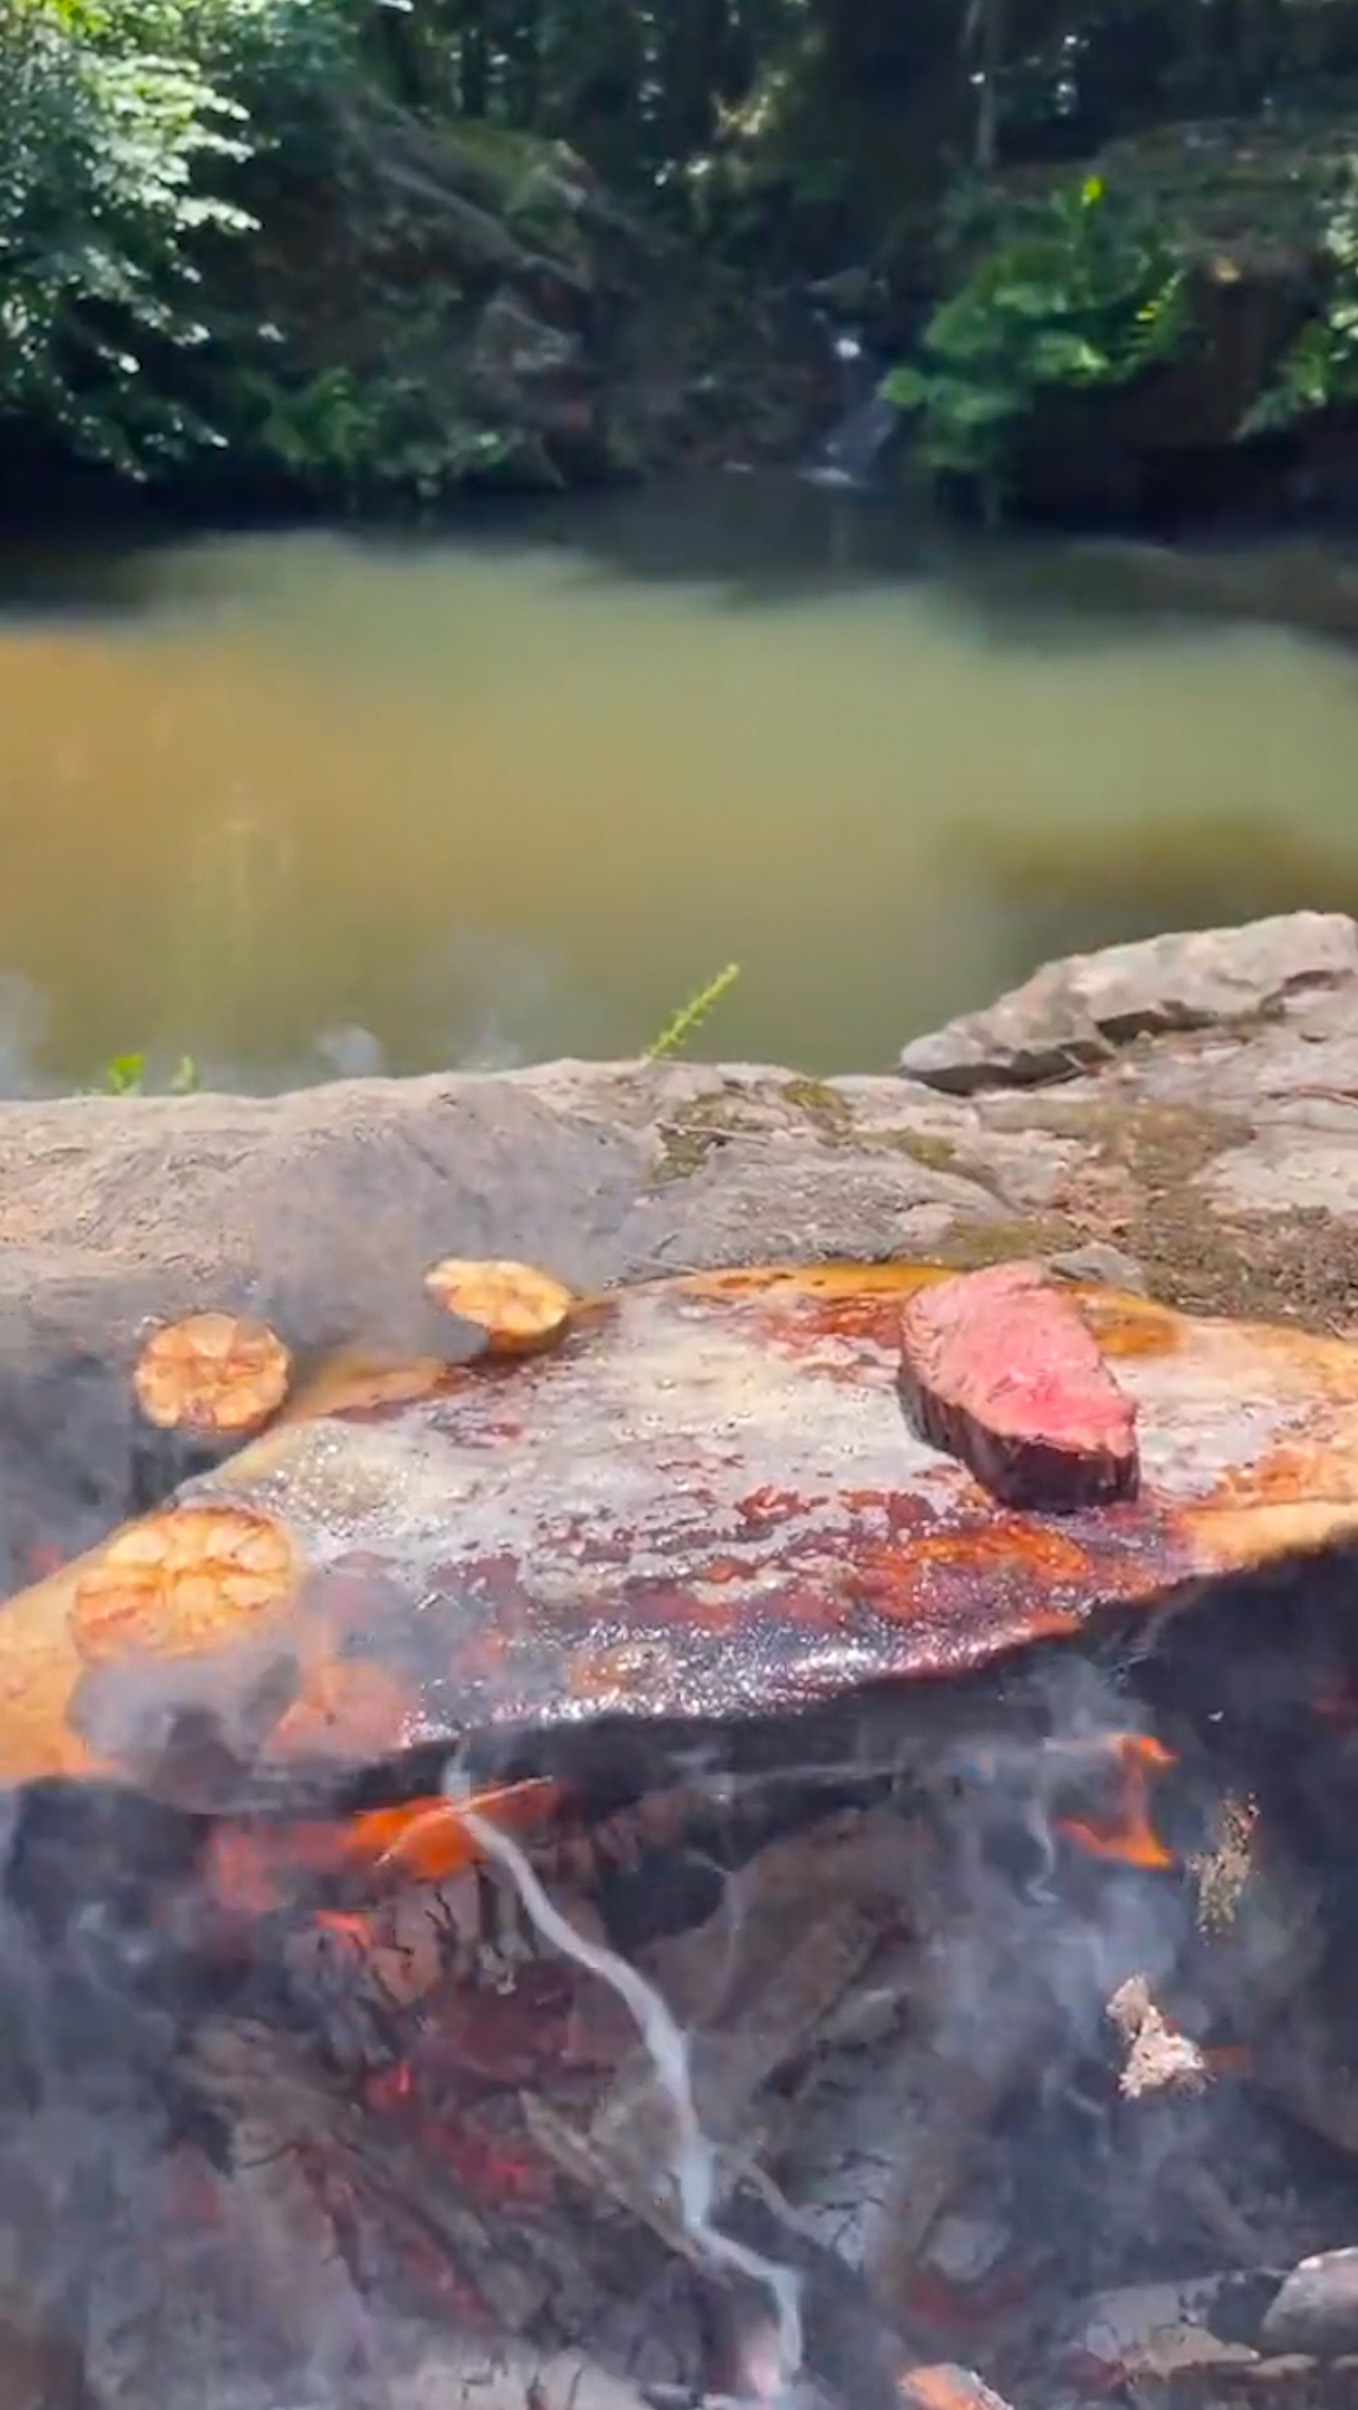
366;2062;414;2112
900;2366;1009;2410
1055;1733;1176;1871
348;1780;566;1882
204;1778;566;1918
314;1907;374;1948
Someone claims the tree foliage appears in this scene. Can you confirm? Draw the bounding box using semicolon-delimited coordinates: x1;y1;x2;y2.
0;0;244;466
883;173;1190;508
0;0;367;471
6;0;1358;494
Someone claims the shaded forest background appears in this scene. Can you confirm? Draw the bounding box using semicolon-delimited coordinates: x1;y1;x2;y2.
7;0;1358;515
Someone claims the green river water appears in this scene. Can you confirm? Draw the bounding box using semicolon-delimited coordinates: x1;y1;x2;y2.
4;473;1358;1091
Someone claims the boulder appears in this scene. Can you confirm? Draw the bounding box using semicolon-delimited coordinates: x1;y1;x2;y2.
897;913;1358;1093
214;106;649;497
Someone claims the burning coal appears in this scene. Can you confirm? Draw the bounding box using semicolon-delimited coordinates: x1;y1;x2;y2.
1050;1731;1177;1870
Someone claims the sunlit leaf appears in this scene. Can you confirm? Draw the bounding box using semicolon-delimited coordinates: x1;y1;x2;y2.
1029;329;1108;381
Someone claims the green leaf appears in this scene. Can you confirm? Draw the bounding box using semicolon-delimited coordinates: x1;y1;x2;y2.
1028;329;1110;382
879;364;931;412
876;168;1191;504
101;1052;145;1093
915;374;1020;428
994;280;1068;320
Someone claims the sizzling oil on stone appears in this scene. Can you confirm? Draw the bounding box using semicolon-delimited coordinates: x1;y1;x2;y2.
4;1261;1358;1796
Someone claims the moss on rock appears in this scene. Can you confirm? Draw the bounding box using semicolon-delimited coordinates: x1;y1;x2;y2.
653;1091;750;1182
642;1031;1358;1333
778;1077;857;1133
924;1213;1086;1270
893;112;1358;521
202;100;648;506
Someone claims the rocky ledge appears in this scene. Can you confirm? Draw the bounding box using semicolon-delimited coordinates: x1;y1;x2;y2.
4;907;1358;1579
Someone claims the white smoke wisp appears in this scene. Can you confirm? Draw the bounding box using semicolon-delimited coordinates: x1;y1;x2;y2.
452;1784;805;2396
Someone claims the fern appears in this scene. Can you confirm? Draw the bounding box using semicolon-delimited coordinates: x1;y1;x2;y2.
880;172;1192;508
645;964;742;1062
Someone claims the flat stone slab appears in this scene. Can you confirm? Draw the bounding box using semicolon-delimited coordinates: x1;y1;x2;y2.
896;912;1358;1093
8;911;1358;1600
8;1262;1358;1804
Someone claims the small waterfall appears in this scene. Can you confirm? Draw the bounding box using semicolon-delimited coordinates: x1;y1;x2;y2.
803;330;898;491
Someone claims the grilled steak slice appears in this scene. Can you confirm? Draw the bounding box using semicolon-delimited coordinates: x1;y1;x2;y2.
898;1261;1140;1512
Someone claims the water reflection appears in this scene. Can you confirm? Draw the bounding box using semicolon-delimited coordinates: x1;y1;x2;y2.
2;474;1358;1092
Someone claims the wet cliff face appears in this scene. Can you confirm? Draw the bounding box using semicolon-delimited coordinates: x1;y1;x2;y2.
145;102;838;511
199;110;650;500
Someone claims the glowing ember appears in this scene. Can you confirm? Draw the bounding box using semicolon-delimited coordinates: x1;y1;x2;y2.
70;1504;297;1665
133;1311;292;1436
1055;1733;1176;1871
350;1781;567;1881
422;1256;575;1356
900;2365;1016;2410
202;1780;568;1917
314;1908;373;1949
366;2062;414;2111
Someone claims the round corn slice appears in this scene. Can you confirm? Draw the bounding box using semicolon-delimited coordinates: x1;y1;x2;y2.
133;1311;291;1438
71;1505;297;1666
422;1257;574;1357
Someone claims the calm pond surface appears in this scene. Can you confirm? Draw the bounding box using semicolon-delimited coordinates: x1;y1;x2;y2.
5;472;1358;1092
